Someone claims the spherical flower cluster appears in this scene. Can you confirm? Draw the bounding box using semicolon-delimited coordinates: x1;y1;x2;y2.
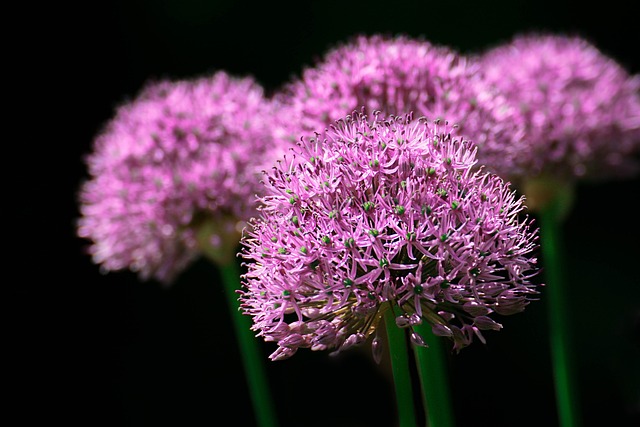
475;33;640;183
78;71;279;283
240;111;541;361
273;34;515;150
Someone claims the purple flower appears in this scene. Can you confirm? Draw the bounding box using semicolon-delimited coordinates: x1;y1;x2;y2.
77;71;280;284
474;32;640;184
273;34;511;150
239;110;541;361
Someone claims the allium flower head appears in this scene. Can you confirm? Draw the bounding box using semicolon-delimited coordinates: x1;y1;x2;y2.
475;33;640;183
78;71;279;283
273;34;511;149
240;110;541;361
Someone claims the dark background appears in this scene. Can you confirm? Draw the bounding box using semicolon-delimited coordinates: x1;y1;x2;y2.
12;1;639;426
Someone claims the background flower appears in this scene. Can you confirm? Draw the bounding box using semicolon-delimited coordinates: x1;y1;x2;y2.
472;32;640;427
473;32;640;186
273;33;517;155
77;71;279;283
241;111;541;360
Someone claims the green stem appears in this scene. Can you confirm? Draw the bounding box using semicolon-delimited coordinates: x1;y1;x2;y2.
384;307;418;427
539;205;582;427
219;260;279;427
413;323;455;427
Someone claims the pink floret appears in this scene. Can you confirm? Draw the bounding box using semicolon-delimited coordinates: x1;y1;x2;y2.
240;110;541;360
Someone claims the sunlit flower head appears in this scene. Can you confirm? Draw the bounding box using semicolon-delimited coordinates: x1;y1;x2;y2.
474;32;640;183
240;110;541;361
78;71;279;283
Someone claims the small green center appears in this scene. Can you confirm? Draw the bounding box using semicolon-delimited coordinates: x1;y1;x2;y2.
345;237;355;248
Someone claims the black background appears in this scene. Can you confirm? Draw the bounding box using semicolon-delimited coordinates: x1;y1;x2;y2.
12;1;639;426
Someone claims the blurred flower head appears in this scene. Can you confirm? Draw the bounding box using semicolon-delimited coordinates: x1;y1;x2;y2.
273;33;511;150
240;110;541;361
78;70;279;283
474;32;640;184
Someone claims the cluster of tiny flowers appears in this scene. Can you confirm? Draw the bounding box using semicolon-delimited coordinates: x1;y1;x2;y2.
474;33;640;183
78;71;279;283
240;111;541;361
273;34;515;151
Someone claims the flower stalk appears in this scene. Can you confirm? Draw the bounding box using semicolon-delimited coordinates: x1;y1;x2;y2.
413;323;455;427
537;185;582;427
219;257;279;427
384;307;418;427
